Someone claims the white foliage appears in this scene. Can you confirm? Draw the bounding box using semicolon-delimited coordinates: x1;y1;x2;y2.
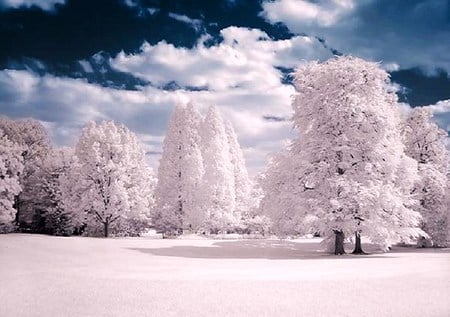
153;103;204;234
154;103;252;235
62;121;155;236
262;56;423;250
199;106;237;232
261;145;308;237
0;117;52;226
179;103;205;229
403;107;450;246
32;147;84;235
224;120;252;221
0;131;24;231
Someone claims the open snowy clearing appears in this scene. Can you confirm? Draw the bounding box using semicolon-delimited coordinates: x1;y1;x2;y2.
1;234;449;317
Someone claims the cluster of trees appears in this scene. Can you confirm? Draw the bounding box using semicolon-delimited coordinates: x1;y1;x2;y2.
0;119;156;237
153;103;265;236
403;108;449;247
260;56;449;253
0;56;448;253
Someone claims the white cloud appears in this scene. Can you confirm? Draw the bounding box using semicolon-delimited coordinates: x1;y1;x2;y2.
0;69;173;149
262;0;354;27
78;60;94;73
123;0;137;7
147;7;158;15
261;0;450;73
382;63;400;72
427;99;450;132
0;69;295;176
0;0;65;10
109;26;332;174
427;99;450;114
168;12;202;31
111;26;331;91
0;27;332;177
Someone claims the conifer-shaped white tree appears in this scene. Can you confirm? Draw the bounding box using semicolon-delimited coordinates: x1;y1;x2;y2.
403;108;450;247
263;56;423;254
153;103;204;235
0;131;24;232
199;106;237;233
224;120;252;224
62;121;154;237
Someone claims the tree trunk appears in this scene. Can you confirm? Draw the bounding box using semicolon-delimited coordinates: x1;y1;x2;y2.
13;195;21;226
104;220;109;238
352;231;366;254
334;230;345;255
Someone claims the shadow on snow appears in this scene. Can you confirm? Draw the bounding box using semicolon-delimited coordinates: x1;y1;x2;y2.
127;239;398;260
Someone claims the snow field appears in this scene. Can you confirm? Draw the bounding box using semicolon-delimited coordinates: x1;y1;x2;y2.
0;234;449;316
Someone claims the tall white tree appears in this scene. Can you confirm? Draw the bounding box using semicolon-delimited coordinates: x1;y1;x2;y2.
0;131;24;232
153;103;204;235
224;120;252;224
199;106;237;233
62;121;154;237
403;108;450;247
0;117;51;229
263;56;423;254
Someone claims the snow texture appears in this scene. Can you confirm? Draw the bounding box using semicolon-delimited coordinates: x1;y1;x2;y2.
0;234;449;317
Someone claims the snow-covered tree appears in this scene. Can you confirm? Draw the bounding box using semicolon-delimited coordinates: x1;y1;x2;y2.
199;106;237;233
153;103;204;235
154;103;253;235
260;144;308;237
403;108;450;247
224;120;252;223
58;156;88;234
263;56;423;254
31;147;80;235
0;131;24;232
62;121;155;237
241;174;271;235
0;117;51;230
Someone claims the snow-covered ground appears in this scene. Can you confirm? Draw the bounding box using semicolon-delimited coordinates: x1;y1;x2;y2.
0;234;449;317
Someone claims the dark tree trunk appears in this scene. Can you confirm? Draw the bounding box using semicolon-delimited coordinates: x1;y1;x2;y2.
352;231;366;254
334;230;345;255
104;220;109;238
13;195;21;226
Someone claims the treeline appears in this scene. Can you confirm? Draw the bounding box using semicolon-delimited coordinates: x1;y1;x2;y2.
0;56;449;254
0;119;156;237
260;57;449;253
0;103;266;238
152;103;267;237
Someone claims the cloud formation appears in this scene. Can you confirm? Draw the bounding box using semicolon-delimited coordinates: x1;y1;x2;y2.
3;26;328;176
0;66;295;176
261;0;450;74
168;12;203;31
0;0;65;10
111;26;331;91
1;7;448;177
428;99;450;132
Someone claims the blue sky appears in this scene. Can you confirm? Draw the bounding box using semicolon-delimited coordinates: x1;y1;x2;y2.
0;0;449;175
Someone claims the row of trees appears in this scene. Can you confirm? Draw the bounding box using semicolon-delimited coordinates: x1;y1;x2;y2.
1;56;448;253
261;56;449;253
153;103;264;236
0;104;260;238
0;119;156;237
